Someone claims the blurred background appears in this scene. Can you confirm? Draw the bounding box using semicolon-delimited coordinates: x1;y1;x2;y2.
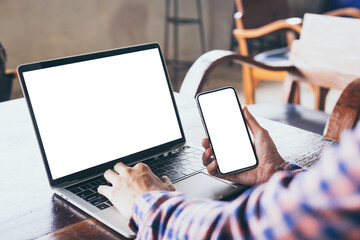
0;0;356;110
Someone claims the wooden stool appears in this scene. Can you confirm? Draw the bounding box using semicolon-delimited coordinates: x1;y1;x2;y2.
164;0;206;83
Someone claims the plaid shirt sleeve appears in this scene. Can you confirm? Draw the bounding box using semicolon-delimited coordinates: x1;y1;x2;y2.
129;124;360;239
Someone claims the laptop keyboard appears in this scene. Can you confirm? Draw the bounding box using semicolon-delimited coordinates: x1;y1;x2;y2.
65;146;204;210
65;175;113;210
142;146;205;182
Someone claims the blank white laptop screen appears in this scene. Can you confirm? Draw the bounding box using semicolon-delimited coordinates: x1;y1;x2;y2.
23;48;182;180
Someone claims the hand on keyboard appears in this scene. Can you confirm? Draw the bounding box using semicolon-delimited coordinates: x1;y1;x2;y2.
98;162;175;219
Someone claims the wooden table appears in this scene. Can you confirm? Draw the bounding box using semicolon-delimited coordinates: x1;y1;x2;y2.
0;93;335;239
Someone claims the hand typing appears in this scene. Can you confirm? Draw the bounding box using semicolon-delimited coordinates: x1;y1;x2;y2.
98;162;175;219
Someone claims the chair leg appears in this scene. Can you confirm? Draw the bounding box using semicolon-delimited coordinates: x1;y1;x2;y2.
253;78;261;89
173;0;179;82
229;3;237;52
0;74;14;102
242;65;255;104
196;0;206;54
282;75;300;104
164;0;170;60
314;86;329;111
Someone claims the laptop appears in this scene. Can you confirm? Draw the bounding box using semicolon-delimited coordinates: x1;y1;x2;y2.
17;43;245;238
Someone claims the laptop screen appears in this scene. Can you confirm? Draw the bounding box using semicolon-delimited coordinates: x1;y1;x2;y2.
19;44;184;184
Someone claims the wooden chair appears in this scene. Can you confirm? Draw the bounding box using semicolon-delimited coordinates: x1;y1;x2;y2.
287;13;360;110
233;0;300;105
232;0;360;105
180;14;360;141
179;49;360;141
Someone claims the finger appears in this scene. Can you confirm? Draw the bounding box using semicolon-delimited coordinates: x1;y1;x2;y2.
104;169;119;184
206;160;219;176
161;176;175;191
202;148;214;166
133;163;157;180
98;185;113;198
133;162;149;171
202;138;210;149
113;162;129;175
160;175;172;184
243;106;264;136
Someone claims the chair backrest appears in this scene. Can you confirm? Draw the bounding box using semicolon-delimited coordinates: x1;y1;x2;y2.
290;13;360;89
235;0;291;29
324;78;360;140
234;0;291;56
286;14;360;139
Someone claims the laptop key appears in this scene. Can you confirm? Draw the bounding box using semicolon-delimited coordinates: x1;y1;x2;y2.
174;166;186;172
183;148;194;153
94;180;104;186
154;168;166;175
167;170;178;175
80;184;92;190
76;190;93;198
172;163;182;168
190;164;205;171
106;201;113;206
181;168;197;176
157;163;166;168
146;162;156;168
89;181;100;187
68;187;82;194
84;193;101;202
98;179;107;184
177;162;189;167
172;158;182;163
181;159;191;164
90;196;107;206
97;203;110;210
168;173;185;182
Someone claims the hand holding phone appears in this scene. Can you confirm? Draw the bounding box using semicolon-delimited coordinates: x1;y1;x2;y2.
196;87;258;175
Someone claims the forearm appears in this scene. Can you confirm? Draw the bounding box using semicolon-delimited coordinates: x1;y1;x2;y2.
130;162;306;239
130;191;230;239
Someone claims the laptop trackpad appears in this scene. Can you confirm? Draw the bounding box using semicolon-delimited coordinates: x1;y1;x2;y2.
173;172;237;199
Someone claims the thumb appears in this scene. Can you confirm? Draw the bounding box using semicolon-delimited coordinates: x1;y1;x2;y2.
98;185;113;198
161;175;172;184
161;175;175;191
243;106;263;136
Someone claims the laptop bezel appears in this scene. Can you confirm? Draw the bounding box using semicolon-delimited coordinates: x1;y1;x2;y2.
17;42;186;187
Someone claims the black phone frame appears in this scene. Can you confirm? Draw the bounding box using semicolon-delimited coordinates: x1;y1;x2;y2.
196;86;259;175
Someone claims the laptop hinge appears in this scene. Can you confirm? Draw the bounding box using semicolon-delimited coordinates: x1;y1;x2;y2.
57;173;103;188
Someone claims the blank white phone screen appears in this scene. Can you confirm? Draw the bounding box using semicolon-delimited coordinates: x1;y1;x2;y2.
198;88;257;174
23;48;182;180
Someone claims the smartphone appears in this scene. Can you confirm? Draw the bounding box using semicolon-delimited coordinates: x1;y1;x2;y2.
196;87;258;175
